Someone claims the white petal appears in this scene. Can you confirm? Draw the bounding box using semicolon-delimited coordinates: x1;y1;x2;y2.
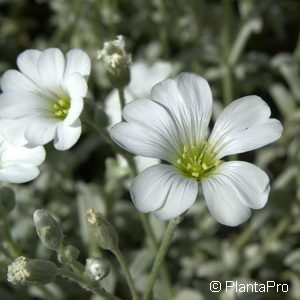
24;117;57;146
209;96;283;158
130;164;198;219
1;118;34;146
0;165;40;183
150;72;212;145
17;49;41;83
134;156;160;172
110;122;171;162
201;161;270;226
64;49;91;79
0;91;48;119
64;97;84;126
122;99;181;158
64;73;88;98
37;48;65;91
54;119;81;150
105;89;133;127
63;73;86;126
128;61;172;98
1;70;39;92
2;144;45;168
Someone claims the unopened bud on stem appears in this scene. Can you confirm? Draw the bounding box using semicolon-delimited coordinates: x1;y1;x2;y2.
58;245;80;264
86;209;119;251
33;209;64;251
85;258;110;281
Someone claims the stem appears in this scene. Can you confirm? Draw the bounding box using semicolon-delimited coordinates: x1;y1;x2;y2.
1;218;21;258
143;216;183;300
139;214;173;299
112;248;140;300
57;267;121;300
221;0;233;105
117;87;126;113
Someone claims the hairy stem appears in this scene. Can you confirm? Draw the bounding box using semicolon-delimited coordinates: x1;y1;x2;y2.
112;248;140;300
57;267;121;300
143;215;183;300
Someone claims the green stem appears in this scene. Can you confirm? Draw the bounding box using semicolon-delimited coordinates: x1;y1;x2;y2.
117;87;126;114
139;214;173;299
143;216;183;300
221;0;233;105
112;248;140;300
1;218;21;258
57;267;121;300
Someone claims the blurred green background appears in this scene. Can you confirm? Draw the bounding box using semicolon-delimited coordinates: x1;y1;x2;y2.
0;0;300;299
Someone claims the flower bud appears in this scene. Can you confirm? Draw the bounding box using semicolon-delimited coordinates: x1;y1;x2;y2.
7;256;57;285
58;245;80;264
97;35;131;88
86;209;119;251
85;258;110;281
33;209;64;251
0;187;15;218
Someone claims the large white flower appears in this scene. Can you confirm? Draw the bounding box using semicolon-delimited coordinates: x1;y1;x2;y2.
0;48;91;150
0;126;45;183
105;61;172;171
110;73;283;226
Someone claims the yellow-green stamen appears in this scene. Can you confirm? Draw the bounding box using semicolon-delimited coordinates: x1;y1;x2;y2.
175;142;221;180
52;97;70;120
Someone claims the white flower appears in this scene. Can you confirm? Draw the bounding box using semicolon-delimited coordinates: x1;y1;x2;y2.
0;125;45;183
110;73;283;226
106;61;172;172
0;48;91;150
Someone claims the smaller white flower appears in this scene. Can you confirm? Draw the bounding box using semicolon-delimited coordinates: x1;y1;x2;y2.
0;48;91;150
110;73;283;226
105;61;172;172
0;125;45;183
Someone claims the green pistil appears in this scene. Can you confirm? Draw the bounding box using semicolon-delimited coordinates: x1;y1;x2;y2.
52;98;70;120
175;142;221;180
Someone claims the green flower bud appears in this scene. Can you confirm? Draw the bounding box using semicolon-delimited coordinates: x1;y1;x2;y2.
98;35;131;88
85;258;110;281
58;245;80;264
7;256;57;285
86;209;119;251
0;187;15;218
33;209;64;251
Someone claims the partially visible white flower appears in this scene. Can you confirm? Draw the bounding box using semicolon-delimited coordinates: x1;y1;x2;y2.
106;61;172;172
0;48;91;150
0;126;45;183
98;35;131;88
110;73;283;227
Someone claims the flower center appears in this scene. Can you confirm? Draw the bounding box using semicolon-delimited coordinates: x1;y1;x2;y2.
52;97;70;120
175;142;221;180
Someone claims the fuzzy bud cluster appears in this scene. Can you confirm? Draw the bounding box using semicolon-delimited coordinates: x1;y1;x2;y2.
98;35;131;88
